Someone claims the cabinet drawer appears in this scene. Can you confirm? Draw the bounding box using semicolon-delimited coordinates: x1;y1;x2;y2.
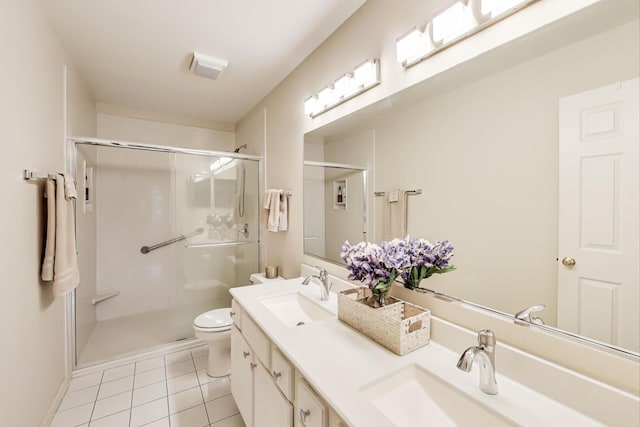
271;347;294;401
242;312;271;367
231;299;243;329
295;378;326;427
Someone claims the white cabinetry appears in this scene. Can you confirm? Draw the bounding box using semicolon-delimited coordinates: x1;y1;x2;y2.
232;301;294;427
231;325;254;427
255;361;293;427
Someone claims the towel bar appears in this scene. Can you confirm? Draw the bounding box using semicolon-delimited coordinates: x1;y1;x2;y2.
23;169;57;180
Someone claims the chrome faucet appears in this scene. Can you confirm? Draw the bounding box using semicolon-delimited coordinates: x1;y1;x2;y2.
302;268;331;301
515;304;546;325
456;329;498;395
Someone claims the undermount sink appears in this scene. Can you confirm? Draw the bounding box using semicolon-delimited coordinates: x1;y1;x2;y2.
360;364;515;427
259;291;333;327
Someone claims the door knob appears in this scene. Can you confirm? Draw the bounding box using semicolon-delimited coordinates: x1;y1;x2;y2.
562;257;576;266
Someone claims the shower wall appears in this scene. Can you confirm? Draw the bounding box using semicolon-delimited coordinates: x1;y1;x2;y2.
95;147;175;321
75;145;98;356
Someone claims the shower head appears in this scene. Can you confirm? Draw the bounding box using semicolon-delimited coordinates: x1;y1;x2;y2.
233;144;247;153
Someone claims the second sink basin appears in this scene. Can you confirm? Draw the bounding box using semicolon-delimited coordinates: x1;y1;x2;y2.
360;364;515;427
259;291;333;328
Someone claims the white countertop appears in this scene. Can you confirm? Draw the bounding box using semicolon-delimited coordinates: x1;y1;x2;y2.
230;278;602;426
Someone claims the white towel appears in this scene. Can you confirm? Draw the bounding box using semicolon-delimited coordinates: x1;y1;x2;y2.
261;189;280;232
41;174;80;296
383;189;406;240
278;191;289;231
260;189;289;232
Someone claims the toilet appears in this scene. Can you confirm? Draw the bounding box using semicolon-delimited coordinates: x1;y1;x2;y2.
193;308;233;377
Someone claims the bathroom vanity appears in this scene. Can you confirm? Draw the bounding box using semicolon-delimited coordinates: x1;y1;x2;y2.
230;278;637;426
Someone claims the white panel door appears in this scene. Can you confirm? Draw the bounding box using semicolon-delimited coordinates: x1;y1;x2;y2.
558;78;639;352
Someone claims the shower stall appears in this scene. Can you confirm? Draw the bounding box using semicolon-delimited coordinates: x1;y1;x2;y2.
71;138;261;368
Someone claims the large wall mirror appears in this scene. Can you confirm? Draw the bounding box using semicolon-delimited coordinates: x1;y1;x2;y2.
303;2;639;356
303;162;367;264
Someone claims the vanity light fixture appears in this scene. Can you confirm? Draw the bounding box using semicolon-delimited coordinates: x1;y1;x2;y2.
396;0;536;68
431;0;474;44
304;59;380;118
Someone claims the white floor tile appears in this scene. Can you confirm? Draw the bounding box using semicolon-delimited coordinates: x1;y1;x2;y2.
91;390;132;420
166;359;196;379
58;385;99;411
168;386;205;414
167;372;199;395
134;367;166;389
102;363;135;383
206;394;239;424
130;398;168;427
169;404;210;427
193;355;208;371
88;409;130;427
142;417;170;427
132;381;167;407
196;369;215;385
165;349;192;365
51;402;94;427
97;376;134;400
68;372;103;392
135;356;165;374
211;413;246;427
201;377;231;402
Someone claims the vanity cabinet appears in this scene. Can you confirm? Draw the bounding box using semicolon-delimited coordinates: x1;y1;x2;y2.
231;299;347;427
255;361;293;427
230;325;254;427
294;376;327;427
232;303;294;427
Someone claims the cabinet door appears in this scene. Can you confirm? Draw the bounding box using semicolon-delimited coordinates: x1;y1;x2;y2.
231;325;254;427
271;347;294;401
295;378;326;427
254;362;293;427
231;299;243;330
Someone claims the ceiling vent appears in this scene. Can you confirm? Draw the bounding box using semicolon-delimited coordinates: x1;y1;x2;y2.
189;52;228;80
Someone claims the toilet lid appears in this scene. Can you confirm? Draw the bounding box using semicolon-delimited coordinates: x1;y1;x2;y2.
194;308;232;329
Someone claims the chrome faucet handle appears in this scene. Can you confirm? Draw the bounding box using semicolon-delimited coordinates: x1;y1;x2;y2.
515;304;546;325
314;266;327;280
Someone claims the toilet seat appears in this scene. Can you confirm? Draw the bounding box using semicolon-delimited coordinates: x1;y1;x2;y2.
193;308;232;331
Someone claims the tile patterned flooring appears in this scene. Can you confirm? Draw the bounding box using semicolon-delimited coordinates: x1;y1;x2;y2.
52;346;245;427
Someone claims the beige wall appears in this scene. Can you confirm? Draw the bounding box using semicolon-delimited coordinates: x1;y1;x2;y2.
0;0;95;425
97;113;235;151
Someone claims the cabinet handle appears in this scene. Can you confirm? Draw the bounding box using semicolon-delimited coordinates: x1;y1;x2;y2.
272;371;281;380
299;408;311;423
243;351;250;359
250;362;257;370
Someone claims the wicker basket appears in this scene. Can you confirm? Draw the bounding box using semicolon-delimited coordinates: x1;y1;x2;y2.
337;287;430;355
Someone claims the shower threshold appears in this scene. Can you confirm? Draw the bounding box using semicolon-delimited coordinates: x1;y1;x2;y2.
77;308;193;367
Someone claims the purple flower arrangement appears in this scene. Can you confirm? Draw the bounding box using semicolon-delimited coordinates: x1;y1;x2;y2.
341;236;455;306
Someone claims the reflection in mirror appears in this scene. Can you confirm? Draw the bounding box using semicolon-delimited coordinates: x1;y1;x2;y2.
302;6;639;356
303;162;367;265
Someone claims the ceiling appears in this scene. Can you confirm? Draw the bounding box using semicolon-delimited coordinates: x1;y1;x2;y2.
38;0;366;127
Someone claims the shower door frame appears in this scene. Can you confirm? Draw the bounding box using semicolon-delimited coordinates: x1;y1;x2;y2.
66;136;264;371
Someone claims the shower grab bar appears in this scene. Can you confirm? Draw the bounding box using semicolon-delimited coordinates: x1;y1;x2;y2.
185;240;253;249
140;228;204;254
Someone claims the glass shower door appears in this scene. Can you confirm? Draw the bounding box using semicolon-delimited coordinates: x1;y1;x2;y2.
171;153;260;340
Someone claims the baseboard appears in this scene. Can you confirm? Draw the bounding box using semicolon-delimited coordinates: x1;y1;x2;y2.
40;377;69;427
